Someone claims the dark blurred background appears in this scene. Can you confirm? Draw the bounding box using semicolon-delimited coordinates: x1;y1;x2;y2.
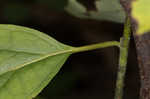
0;0;140;99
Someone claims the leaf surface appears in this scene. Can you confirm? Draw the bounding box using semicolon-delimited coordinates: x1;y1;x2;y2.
132;0;150;35
0;24;73;99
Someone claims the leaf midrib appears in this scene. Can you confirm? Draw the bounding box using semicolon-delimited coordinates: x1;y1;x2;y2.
0;49;73;76
0;49;43;55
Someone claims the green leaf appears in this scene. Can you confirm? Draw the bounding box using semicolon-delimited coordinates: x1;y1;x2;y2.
132;0;150;35
65;0;125;23
0;25;119;99
0;72;14;88
90;0;125;23
0;24;73;99
65;0;88;18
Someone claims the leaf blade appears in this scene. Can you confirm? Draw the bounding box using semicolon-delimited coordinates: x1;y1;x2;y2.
0;24;73;75
0;54;70;99
0;24;73;99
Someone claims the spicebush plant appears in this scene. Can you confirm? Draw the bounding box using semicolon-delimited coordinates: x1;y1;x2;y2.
0;0;149;99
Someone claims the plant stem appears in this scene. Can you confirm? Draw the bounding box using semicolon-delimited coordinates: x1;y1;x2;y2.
71;41;120;53
114;18;131;99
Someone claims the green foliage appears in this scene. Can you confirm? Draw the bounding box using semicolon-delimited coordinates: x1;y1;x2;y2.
0;0;145;98
65;0;87;18
0;23;120;99
0;25;73;99
0;24;120;99
65;0;125;23
132;0;150;35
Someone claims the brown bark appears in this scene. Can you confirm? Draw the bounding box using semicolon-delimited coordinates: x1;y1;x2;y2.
120;0;150;99
134;34;150;99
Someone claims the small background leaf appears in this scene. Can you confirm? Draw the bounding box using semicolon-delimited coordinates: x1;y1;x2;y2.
65;0;125;23
132;0;150;35
65;0;88;18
